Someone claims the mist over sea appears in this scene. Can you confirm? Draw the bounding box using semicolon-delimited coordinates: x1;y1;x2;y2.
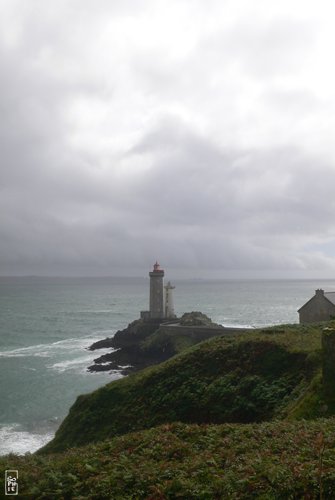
1;276;335;455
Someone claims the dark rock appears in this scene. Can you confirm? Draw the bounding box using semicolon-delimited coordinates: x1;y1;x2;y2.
179;311;218;327
87;314;227;375
112;319;160;348
87;319;165;374
89;337;114;350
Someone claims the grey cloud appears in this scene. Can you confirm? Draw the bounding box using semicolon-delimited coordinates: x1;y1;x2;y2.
2;99;335;276
0;1;335;277
124;118;335;263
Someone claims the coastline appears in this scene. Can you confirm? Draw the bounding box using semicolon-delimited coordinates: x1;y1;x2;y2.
87;312;253;375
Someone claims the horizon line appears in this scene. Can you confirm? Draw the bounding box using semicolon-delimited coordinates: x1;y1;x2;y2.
1;275;335;282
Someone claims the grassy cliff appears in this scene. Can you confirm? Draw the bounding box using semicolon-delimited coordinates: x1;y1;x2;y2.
2;321;335;498
40;322;326;454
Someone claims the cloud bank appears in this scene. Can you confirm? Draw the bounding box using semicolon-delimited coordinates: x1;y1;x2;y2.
1;0;335;277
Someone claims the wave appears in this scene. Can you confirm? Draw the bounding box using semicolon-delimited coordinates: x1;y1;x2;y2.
221;323;256;329
0;423;55;456
48;354;110;373
0;344;54;358
0;331;116;359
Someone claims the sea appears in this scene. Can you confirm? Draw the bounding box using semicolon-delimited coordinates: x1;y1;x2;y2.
1;276;335;456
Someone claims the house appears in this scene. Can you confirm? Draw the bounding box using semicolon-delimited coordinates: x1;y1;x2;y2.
298;289;335;323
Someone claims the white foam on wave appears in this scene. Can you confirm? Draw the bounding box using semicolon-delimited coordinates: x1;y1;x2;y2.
0;424;55;456
0;330;116;359
49;354;105;373
0;344;53;358
221;323;255;329
0;330;116;376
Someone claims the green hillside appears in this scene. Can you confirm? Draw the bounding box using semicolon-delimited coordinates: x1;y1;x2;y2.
2;321;335;498
2;420;335;499
40;322;326;454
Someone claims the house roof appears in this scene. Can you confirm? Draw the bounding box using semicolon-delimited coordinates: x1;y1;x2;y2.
324;292;335;305
298;290;335;312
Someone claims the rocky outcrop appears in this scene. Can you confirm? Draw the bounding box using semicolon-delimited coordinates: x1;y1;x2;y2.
179;311;219;327
87;313;229;375
88;319;162;375
89;319;160;351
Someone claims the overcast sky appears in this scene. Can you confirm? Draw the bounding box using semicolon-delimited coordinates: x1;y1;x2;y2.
1;0;335;278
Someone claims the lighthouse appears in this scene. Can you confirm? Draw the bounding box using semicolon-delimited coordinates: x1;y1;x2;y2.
149;261;165;319
164;281;176;319
140;262;176;321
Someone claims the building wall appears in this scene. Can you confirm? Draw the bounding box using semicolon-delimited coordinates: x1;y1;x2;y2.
299;292;335;323
149;271;164;319
158;324;252;340
164;285;175;318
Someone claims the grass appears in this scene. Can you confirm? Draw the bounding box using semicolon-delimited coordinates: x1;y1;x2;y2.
2;420;335;498
39;321;328;454
2;320;335;498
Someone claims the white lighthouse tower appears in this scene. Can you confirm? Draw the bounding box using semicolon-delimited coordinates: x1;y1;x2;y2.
164;281;176;319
